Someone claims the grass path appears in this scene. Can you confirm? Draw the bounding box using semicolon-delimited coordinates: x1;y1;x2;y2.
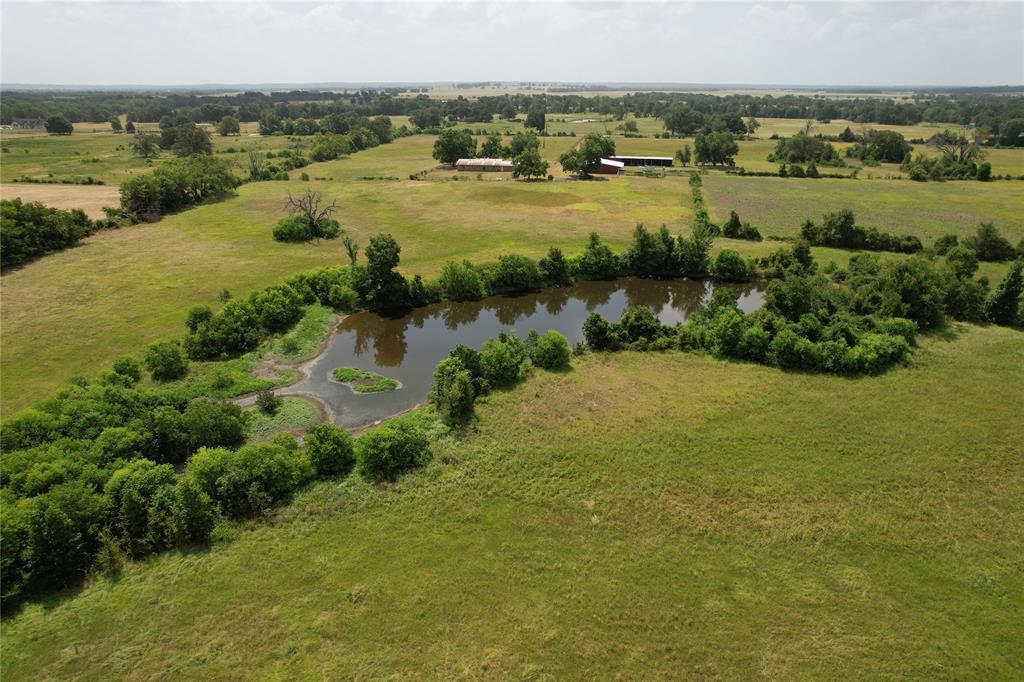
3;324;1022;679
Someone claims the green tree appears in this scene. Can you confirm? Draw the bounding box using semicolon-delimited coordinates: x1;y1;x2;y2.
125;120;136;133
478;134;506;158
694;131;738;166
305;423;355;477
110;117;123;133
662;103;704;135
438;260;484;300
529;330;570;369
999;118;1024;147
410;107;442;129
432;128;476;166
430;356;476;426
130;132;160;158
44;116;73;135
217;115;240;136
362;233;408;309
525;107;546;131
983;259;1023;326
355;418;429;482
143;341;187;381
559;133;615;177
509;131;540;156
512;148;549;180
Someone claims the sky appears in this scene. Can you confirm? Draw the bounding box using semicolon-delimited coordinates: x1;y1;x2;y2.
1;0;1022;87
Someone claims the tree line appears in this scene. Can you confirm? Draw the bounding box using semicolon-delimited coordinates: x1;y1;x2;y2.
6;89;1023;144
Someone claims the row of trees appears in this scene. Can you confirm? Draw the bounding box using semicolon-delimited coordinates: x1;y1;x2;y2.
5;88;1023;138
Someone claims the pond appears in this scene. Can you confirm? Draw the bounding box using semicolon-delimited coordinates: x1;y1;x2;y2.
281;277;765;429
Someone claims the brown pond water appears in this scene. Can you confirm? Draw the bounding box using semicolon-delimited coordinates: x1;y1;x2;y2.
282;277;764;429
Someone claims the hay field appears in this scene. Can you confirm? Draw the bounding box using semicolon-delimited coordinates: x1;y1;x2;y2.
0;182;120;218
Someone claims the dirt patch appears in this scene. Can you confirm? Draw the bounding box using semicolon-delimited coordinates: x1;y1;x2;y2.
0;183;120;218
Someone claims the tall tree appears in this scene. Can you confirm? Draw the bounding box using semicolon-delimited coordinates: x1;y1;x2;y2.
525;107;546;131
432;128;476;166
217;116;240;136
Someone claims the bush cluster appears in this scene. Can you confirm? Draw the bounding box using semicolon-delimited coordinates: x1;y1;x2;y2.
119;155;238;219
800;209;923;254
1;199;101;268
721;210;762;241
430;331;569;426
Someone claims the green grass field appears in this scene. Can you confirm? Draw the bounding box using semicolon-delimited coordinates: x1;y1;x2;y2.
3;132;1023;415
702;173;1024;243
0;129;299;185
3;324;1022;679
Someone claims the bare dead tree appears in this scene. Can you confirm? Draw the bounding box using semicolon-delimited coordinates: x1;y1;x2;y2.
284;190;337;229
342;234;359;265
803;120;816;135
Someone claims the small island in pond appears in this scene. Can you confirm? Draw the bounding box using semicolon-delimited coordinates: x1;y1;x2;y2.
331;366;400;393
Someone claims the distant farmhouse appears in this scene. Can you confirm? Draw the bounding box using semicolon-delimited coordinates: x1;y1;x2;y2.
455;158;514;172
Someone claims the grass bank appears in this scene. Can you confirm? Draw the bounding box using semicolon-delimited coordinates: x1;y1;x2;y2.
2;324;1021;679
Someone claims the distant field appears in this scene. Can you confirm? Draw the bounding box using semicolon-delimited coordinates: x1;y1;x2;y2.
0;129;299;185
3;326;1022;679
3;132;1022;414
0;182;120;218
702;173;1024;243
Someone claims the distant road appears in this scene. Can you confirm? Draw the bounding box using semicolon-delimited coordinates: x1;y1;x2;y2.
0;183;120;218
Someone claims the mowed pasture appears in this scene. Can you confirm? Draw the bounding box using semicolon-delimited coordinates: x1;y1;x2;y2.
2;130;1023;414
701;174;1024;243
3;326;1022;679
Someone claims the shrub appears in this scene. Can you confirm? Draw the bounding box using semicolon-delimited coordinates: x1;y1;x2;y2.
539;247;572;286
965;223;1016;262
143;341;187;381
184;299;262;359
713;250;751;281
530;330;571;369
91;426;145;464
480;334;530;388
119;155;236;218
617;306;662;343
102;459;178;555
305;423;355;477
355;418;430;482
24;482;104;591
430;356;476;425
272;216;314;243
984;259;1023;326
484;254;543;294
327;284;358;310
438;260;484;301
721;210;762;241
186;443;310;518
1;409;57;451
573;232;619;280
583;313;616;350
251;284;303;333
1;198;96;268
255;389;281;415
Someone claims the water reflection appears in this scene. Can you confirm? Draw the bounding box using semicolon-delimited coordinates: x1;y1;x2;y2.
283;277;764;429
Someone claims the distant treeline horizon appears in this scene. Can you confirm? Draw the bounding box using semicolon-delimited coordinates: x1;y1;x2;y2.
2;86;1023;132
